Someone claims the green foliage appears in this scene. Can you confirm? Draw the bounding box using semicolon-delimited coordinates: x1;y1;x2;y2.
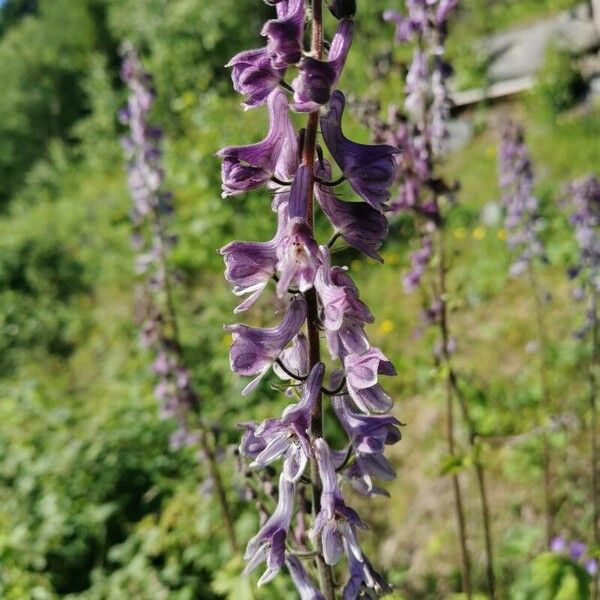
532;44;586;116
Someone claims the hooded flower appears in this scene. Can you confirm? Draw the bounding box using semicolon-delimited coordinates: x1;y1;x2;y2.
276;168;321;295
273;331;310;382
321;91;399;211
244;474;295;586
312;438;367;565
343;348;396;413
315;160;388;261
217;90;298;196
262;0;305;69
342;545;378;600
315;247;373;358
292;20;354;112
247;363;325;482
227;48;285;109
286;556;326;600
220;205;288;313
333;395;400;487
225;296;307;394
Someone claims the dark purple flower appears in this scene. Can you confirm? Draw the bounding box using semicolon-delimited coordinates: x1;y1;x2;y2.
227;48;285;109
261;0;305;69
315;160;388;261
342;546;378;600
244;474;295;585
320;91;399;211
404;231;433;292
248;363;325;482
286;556;326;600
217;90;298;197
569;540;587;561
343;348;396;413
312;438;367;565
225;296;307;394
292;20;354;112
315;247;373;359
328;0;356;19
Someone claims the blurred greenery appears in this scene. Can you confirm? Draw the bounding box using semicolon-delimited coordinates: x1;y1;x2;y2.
0;0;598;598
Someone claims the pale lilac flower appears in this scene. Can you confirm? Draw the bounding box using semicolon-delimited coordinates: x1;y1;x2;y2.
286;556;326;600
244;474;295;585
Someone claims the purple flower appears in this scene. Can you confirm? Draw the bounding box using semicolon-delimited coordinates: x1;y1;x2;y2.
247;363;325;482
227;48;285;109
315;160;388;261
261;0;305;69
343;348;396;413
550;536;567;553
404;231;433;293
320;91;399;211
273;332;309;382
315;247;373;358
569;540;587;561
342;543;377;600
333;395;400;486
498;121;545;276
292;20;354;112
312;438;367;565
225;296;307;394
437;0;460;24
383;10;417;43
217;90;298;196
220;206;287;313
328;0;356;20
585;558;598;576
286;556;326;600
276;223;321;296
244;474;295;585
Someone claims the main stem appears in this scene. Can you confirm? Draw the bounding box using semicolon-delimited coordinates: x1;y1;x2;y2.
304;2;336;598
527;264;553;548
589;291;599;600
436;226;472;599
151;211;238;553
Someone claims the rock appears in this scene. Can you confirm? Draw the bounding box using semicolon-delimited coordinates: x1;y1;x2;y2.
481;2;600;83
440;119;474;154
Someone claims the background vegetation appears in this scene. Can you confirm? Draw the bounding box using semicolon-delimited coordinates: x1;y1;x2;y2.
0;0;598;598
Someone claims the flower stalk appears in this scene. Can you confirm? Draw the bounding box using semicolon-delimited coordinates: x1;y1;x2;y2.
119;44;238;552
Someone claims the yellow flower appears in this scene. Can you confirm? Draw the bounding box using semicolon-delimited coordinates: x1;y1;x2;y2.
453;227;467;240
378;319;395;335
472;227;486;240
497;228;507;241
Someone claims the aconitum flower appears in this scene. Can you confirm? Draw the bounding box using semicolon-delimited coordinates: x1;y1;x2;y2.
217;90;298;196
550;536;599;576
292;20;354;112
569;175;600;293
244;474;295;585
320;91;399;210
120;44;198;450
498;122;546;277
225;296;307;394
220;2;399;596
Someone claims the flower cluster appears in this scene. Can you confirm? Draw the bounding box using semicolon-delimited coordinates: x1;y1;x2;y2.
566;175;600;336
550;536;598;576
498;122;546;278
120;44;198;450
218;1;401;596
374;0;459;292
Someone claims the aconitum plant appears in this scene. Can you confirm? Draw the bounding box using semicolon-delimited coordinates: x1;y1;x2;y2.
498;122;555;550
379;3;498;598
218;1;400;597
120;44;238;551
566;175;600;570
498;121;546;278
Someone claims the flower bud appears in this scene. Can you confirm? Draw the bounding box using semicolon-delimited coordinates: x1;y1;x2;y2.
328;0;356;20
